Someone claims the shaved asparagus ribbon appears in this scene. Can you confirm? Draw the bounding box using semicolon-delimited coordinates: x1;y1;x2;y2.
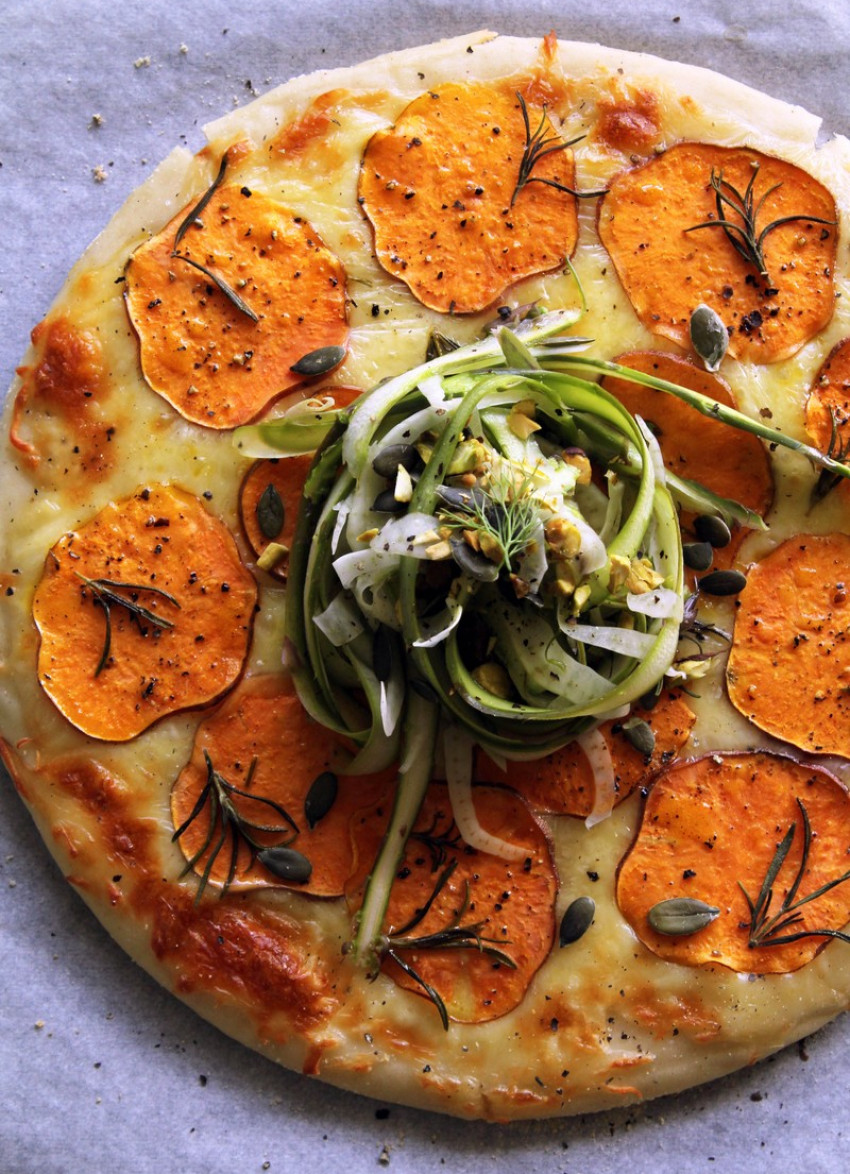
238;307;850;973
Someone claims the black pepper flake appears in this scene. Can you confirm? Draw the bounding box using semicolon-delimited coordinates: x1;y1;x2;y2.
240;186;252;197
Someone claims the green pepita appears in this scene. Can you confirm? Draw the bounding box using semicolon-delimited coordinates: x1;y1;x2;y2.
689;303;729;372
304;770;338;829
647;896;719;936
682;541;714;571
698;569;747;596
622;717;655;760
558;896;596;946
289;344;346;377
256;482;284;539
257;845;313;885
694;514;732;549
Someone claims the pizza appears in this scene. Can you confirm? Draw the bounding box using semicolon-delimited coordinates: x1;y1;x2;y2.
3;30;850;1122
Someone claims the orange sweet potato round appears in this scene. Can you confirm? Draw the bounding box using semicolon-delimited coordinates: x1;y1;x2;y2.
616;751;850;974
125;170;348;429
477;691;695;817
602;350;774;569
805;337;850;476
359;82;578;313
347;782;557;1024
239;387;361;578
598;143;837;363
33;484;257;741
171;676;394;897
727;533;850;757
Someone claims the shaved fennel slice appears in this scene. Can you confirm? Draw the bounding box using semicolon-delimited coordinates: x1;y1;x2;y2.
331;499;350;554
370;512;441;557
412;597;464;648
627;587;683;620
560;619;657;659
367;401;459;460
443;725;526;862
514;520;547;595
418;373;447;407
333;548;399;629
579;727;618;828
313;593;365;647
636;415;667;486
487;602;612;706
380;676;404;737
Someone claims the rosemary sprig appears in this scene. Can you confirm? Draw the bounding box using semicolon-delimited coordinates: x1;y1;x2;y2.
811;408;850;505
410;812;463;872
172;751;299;900
685;164;836;287
739;798;850;948
76;574;179;677
510;93;605;207
170;254;260;323
379;859;517;1030
170;152;259;323
174;153;229;250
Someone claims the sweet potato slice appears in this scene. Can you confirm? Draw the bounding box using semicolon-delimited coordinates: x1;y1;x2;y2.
477;691;695;817
602;351;774;569
32;484;257;741
125;167;348;429
805;337;850;498
598;143;837;363
347;782;557;1024
239;387;361;578
171;676;393;897
359;82;578;313
616;750;850;974
727;533;850;757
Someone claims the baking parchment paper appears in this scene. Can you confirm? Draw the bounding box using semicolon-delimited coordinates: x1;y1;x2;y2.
2;2;848;1171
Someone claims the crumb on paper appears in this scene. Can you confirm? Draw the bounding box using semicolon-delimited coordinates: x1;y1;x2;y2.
179;43;189;55
92;165;108;184
134;55;151;69
89;113;104;129
34;1020;45;1030
378;1146;390;1167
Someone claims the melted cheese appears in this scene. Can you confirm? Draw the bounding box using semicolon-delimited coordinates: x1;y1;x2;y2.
2;32;850;1120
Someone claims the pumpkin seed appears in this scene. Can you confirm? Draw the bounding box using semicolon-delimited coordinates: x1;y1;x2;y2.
435;484;489;513
558;896;596;946
257;845;312;885
373;624;395;682
372;488;407;514
689;303;728;372
256;482;284;540
304;770;338;829
698;568;747;596
449;534;500;582
647;896;719;936
682;541;713;571
622;717;655;760
289;344;346;377
371;443;423;478
694;514;732;548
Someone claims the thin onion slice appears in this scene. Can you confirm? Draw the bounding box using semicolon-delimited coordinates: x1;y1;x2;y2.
560;618;656;659
444;725;526;861
580;727;618;829
313;593;364;647
627;586;683;620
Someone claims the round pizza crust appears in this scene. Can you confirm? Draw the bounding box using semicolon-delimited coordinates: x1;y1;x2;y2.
2;31;850;1121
